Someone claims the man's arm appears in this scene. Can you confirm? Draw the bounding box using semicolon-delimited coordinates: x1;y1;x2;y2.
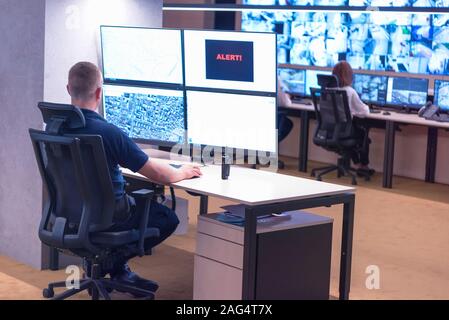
138;158;202;185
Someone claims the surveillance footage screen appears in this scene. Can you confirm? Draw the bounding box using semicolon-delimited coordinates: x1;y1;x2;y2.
353;73;388;105
277;68;306;95
186;91;277;152
241;9;449;75
434;80;449;111
184;30;277;93
386;77;429;108
103;84;185;144
242;0;449;8
101;26;183;84
305;69;332;95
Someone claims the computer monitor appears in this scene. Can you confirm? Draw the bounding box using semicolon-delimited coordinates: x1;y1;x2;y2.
434;80;449;112
183;30;277;93
101;26;183;85
186;90;277;153
353;73;388;105
277;67;306;96
386;77;429;109
305;69;332;96
102;84;185;145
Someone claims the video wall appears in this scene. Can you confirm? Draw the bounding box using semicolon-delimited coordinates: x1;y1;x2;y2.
101;26;277;152
241;2;449;75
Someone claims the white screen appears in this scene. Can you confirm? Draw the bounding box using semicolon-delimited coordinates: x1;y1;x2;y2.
101;26;183;84
305;70;332;95
187;91;277;152
103;84;185;143
184;30;277;93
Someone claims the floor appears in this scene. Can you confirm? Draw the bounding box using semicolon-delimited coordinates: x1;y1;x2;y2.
1;156;449;300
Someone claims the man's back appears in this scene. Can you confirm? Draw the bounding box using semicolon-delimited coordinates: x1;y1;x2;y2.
62;108;148;200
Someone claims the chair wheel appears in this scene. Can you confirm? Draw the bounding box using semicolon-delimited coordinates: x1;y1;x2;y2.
316;176;322;181
43;288;54;298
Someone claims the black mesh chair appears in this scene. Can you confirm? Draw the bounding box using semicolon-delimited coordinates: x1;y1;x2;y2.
29;102;160;300
310;83;370;185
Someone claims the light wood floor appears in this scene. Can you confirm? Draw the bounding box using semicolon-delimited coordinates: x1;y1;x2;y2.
1;157;449;300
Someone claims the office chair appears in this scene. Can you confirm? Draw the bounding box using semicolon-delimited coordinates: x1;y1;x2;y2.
309;78;370;185
29;102;160;300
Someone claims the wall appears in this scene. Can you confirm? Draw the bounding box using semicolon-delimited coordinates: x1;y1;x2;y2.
44;0;163;104
0;0;46;269
163;0;215;29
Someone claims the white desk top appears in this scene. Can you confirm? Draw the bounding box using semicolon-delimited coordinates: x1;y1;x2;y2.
122;157;354;206
289;102;449;129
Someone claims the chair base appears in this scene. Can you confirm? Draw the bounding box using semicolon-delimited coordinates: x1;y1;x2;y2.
43;263;155;300
311;157;370;185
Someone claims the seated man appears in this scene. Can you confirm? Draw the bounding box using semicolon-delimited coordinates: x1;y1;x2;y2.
64;61;202;292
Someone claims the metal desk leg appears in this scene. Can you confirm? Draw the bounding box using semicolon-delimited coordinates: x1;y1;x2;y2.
382;121;396;189
339;193;355;300
425;127;438;183
199;195;208;215
242;207;257;300
299;110;310;172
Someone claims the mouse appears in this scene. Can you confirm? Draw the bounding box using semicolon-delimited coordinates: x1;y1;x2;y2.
382;111;391;116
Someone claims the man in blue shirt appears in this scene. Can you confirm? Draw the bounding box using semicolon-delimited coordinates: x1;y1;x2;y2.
65;62;202;294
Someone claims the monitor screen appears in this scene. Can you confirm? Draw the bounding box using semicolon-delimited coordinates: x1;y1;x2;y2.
101;26;183;85
186;91;277;152
184;30;277;93
353;73;388;105
103;84;185;144
241;10;449;75
434;80;449;111
277;68;306;96
305;69;332;95
386;77;429;108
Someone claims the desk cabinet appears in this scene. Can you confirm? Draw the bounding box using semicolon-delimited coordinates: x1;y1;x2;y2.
194;211;333;300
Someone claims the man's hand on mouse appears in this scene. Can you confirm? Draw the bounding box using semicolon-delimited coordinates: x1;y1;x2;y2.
180;164;202;180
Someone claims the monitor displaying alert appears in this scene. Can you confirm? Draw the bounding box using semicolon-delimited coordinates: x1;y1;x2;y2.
184;30;277;93
101;26;183;85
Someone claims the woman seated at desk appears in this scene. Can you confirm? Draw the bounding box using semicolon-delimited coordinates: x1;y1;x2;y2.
332;61;375;176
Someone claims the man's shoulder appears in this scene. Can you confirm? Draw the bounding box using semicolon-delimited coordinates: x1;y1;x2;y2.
86;118;127;139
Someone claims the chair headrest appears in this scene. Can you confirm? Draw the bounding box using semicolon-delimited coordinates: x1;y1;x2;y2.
317;74;339;89
38;102;86;134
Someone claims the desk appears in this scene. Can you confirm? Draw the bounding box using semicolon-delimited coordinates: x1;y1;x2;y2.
122;156;355;300
282;102;449;188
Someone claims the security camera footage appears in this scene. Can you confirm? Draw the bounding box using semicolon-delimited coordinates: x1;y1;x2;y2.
277;68;306;95
386;77;429;107
243;0;449;8
241;9;449;75
103;85;185;143
353;73;388;105
434;80;449;111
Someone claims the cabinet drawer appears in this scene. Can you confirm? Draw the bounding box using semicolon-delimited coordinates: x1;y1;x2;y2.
196;232;243;269
194;255;242;300
198;216;244;245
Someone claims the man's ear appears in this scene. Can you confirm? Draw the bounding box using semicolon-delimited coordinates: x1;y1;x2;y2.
95;87;102;100
66;84;71;95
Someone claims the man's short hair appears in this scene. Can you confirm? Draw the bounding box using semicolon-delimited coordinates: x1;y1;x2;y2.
68;62;102;101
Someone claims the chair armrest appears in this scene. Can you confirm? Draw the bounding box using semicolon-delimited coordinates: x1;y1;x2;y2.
131;189;157;257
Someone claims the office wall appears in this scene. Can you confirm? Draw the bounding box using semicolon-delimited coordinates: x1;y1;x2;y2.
44;0;163;104
0;0;46;268
163;0;215;29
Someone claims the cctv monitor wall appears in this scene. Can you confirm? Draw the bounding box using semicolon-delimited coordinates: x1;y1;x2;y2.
386;77;429;108
186;90;277;153
184;30;277;93
241;9;449;75
353;73;388;105
101;26;183;85
278;67;306;96
434;80;449;111
102;84;185;145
